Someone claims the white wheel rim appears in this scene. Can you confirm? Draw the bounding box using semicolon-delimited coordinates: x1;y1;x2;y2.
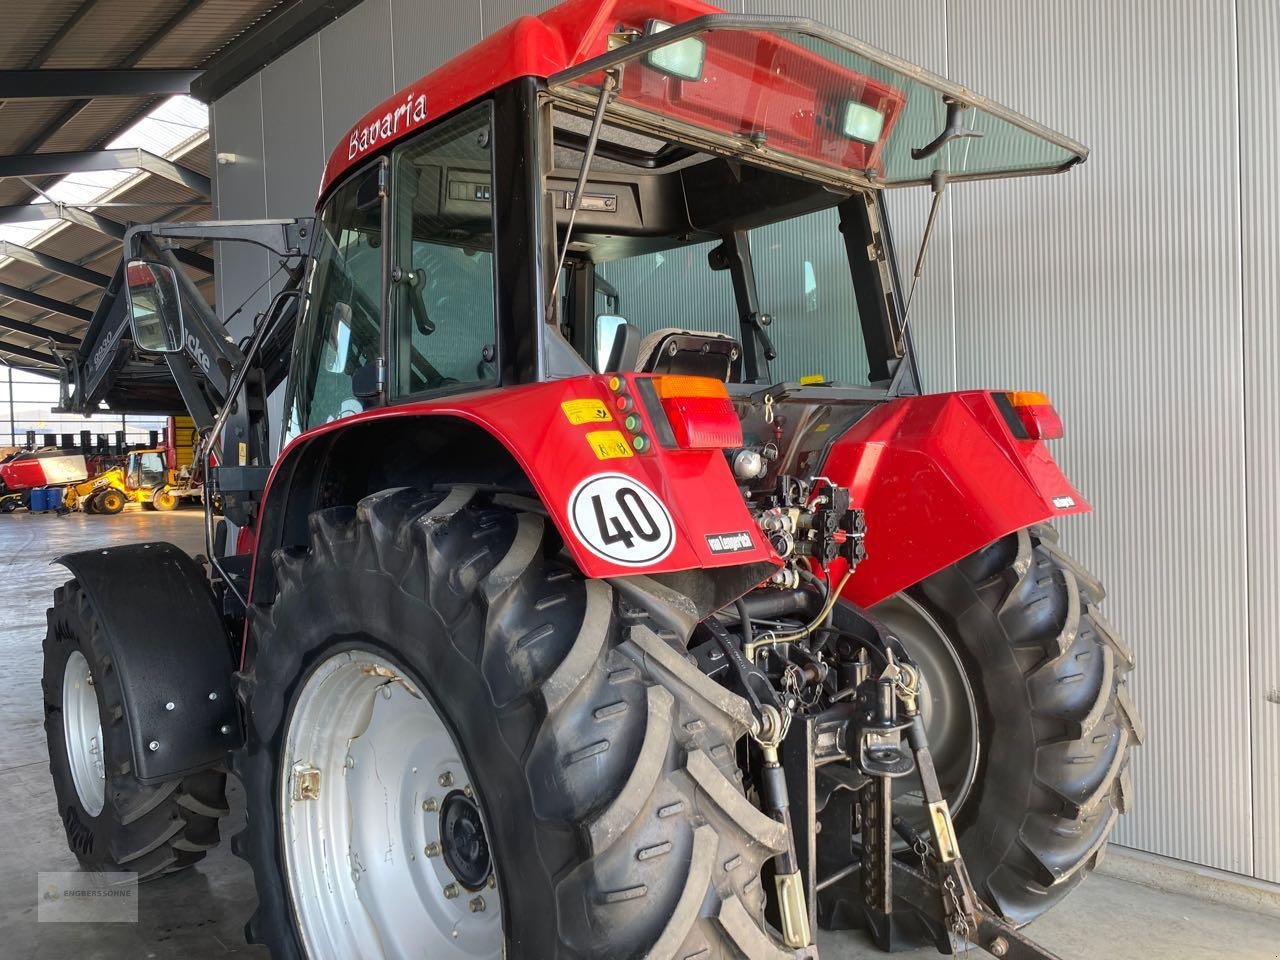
62;649;106;817
280;649;503;960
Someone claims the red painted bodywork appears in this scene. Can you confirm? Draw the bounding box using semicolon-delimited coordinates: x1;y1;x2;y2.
252;374;779;595
826;391;1087;607
319;0;906;200
252;379;1085;611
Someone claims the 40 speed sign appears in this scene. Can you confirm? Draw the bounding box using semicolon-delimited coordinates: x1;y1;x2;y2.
568;473;676;566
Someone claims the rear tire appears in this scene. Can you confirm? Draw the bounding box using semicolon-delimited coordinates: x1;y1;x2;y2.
232;487;790;960
43;581;230;879
820;525;1141;932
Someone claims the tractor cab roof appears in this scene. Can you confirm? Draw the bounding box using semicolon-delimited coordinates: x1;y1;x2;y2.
320;0;1087;203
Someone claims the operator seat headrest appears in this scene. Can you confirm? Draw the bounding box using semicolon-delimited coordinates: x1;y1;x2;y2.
634;327;742;382
602;320;642;373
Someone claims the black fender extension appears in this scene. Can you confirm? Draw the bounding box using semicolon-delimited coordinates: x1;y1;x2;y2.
54;541;241;783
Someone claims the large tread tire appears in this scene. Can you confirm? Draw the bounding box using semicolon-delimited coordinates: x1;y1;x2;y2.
43;581;230;880
232;487;790;960
909;524;1141;924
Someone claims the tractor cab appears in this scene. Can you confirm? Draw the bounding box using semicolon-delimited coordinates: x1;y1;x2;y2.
124;448;168;493
281;11;1086;444
82;9;1138;960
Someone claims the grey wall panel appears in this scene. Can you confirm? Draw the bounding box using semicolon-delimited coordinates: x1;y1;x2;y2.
261;37;327;220
318;1;396;146
947;0;1252;874
743;0;956;390
391;0;481;89
211;75;271;339
1239;0;1280;884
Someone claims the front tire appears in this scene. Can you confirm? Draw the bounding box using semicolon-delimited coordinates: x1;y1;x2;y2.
233;487;790;960
96;489;126;515
43;581;230;879
151;486;177;511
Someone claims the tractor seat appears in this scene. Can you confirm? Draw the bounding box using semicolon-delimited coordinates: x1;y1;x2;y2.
634;327;742;381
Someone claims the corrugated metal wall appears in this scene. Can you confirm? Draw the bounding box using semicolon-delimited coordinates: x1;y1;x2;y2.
210;0;1279;883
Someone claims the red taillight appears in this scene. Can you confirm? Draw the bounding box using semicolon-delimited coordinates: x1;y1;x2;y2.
1006;390;1063;440
653;375;743;449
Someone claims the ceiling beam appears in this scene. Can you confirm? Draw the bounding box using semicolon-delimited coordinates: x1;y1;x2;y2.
0;316;78;345
0;148;209;196
194;0;365;103
0;240;110;287
0;341;58;367
0;69;201;100
0;281;93;322
11;1;207;162
0;203;213;274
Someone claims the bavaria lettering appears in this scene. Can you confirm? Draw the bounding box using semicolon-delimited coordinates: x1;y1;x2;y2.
347;92;429;160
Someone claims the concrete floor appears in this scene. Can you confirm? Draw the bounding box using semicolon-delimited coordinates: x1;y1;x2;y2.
2;508;1278;959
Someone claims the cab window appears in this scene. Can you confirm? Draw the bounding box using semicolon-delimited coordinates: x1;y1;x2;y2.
285;161;385;436
390;103;497;396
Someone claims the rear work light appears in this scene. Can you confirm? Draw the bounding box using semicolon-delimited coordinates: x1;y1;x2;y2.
652;375;743;449
998;390;1064;440
842;102;886;144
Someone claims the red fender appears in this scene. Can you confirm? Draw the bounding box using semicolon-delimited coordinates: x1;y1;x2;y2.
252;375;779;594
825;391;1088;608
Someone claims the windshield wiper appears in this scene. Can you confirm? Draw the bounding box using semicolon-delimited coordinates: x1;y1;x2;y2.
546;67;622;314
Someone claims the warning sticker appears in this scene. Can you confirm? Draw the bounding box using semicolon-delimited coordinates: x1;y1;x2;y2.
561;399;613;425
586;430;634;460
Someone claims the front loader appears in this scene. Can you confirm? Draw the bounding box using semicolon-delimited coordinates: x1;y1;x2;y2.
39;3;1140;959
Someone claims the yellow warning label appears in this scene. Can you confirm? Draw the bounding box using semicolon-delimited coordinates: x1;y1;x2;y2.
586;430;634;460
238;441;248;466
561;398;613;425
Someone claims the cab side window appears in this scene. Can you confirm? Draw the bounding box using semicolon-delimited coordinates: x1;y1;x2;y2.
391;104;498;395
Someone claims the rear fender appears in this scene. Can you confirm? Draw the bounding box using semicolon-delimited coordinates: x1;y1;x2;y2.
55;542;241;783
825;391;1089;607
250;376;778;609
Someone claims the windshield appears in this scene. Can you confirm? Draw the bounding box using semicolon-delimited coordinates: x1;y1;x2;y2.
550;15;1086;190
285;161;385;440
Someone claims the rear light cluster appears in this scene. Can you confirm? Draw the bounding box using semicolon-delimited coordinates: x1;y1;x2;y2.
652;375;742;450
608;374;743;452
996;390;1064;441
607;375;652;453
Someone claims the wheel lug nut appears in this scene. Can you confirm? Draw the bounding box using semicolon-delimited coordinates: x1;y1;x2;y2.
469;896;486;913
424;842;441;857
423;797;438;812
463;785;473;798
443;883;460;900
487;874;496;889
438;771;454;787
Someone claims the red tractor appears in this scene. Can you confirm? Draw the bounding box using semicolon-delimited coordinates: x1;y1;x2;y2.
41;3;1140;958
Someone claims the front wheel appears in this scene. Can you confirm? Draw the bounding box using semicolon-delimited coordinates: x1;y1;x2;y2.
151;486;177;511
43;582;229;878
96;489;126;515
233;487;790;960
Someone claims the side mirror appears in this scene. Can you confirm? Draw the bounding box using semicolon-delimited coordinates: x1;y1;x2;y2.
125;259;184;353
